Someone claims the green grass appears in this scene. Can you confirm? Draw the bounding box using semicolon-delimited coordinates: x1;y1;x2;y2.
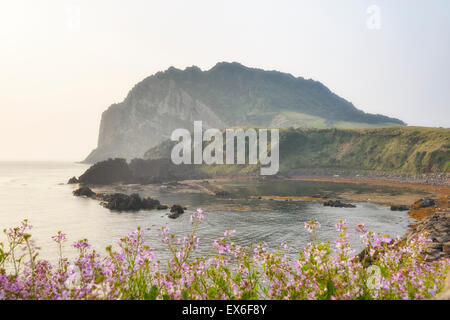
144;126;450;175
276;126;450;174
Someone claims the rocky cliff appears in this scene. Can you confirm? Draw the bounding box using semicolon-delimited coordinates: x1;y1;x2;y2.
84;62;405;163
84;77;226;163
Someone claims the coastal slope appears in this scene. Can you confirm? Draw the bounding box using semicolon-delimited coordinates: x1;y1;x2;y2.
144;126;450;177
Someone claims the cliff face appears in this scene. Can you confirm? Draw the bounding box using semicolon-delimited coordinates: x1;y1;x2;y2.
85;78;226;163
84;62;405;163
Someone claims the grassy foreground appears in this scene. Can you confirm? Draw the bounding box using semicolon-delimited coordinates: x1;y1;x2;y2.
0;209;449;300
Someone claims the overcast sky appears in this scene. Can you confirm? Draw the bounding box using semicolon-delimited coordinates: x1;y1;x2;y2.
0;0;449;161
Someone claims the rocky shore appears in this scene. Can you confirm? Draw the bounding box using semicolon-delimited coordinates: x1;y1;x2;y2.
286;169;449;187
403;209;450;262
323;200;356;208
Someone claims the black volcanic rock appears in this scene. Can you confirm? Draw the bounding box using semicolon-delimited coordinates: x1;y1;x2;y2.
73;187;96;197
67;176;79;184
141;197;161;210
102;193;141;211
72;185;165;212
78;158;133;185
100;193;160;211
413;198;436;209
390;205;410;211
403;210;450;261
168;205;184;219
323;200;356;208
75;157;208;186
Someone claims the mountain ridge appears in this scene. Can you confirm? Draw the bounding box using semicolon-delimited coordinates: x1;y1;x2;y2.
84;62;405;163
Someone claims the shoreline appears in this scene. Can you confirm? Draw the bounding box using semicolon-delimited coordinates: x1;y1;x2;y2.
83;173;449;222
287;176;450;192
287;176;449;221
178;175;450;221
198;175;450;261
87;176;450;221
76;174;450;261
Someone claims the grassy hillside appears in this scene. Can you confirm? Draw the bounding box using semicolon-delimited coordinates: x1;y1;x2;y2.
269;111;400;129
144;126;450;175
277;126;449;174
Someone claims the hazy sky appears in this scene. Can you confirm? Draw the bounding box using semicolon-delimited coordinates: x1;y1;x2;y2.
1;0;449;161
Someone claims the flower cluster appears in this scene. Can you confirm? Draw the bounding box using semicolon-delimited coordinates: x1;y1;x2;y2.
190;208;206;224
0;213;448;300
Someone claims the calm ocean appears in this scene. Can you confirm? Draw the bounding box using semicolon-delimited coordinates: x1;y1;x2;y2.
0;161;413;262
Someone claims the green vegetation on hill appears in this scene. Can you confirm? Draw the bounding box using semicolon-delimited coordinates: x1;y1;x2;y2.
276;126;449;174
144;126;450;175
156;62;405;127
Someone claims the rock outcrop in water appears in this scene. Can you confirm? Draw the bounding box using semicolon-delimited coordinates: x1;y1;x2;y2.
75;158;207;185
96;193;161;211
323;200;356;208
78;158;133;185
73;186;95;197
67;176;79;184
390;204;409;211
168;205;185;219
72;187;171;212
